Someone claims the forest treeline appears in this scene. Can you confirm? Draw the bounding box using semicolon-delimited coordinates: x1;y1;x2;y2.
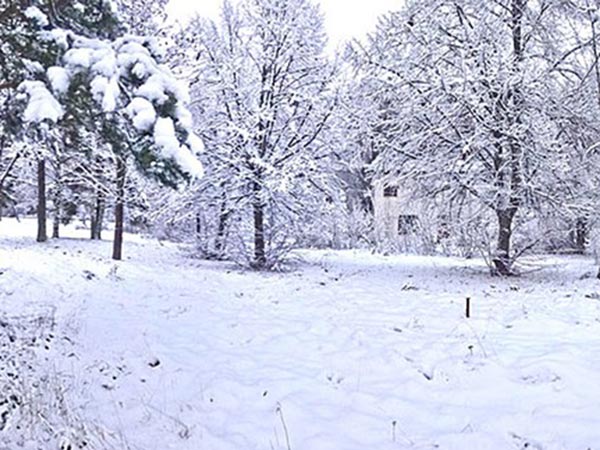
2;0;600;275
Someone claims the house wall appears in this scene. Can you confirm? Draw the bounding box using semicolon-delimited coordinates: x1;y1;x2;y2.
373;180;420;242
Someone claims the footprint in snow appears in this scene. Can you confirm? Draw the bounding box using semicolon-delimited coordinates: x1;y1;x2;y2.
82;270;96;280
148;357;160;368
326;373;344;386
510;432;543;450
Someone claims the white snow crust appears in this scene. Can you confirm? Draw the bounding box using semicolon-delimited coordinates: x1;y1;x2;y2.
1;219;600;449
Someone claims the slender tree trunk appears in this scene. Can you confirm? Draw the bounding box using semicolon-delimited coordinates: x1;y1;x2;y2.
90;210;97;240
575;217;587;254
252;57;275;269
493;208;516;276
52;182;61;239
252;180;266;268
112;156;126;260
195;213;201;237
490;0;525;276
91;191;105;240
215;196;230;258
36;158;47;243
52;213;59;238
0;151;20;223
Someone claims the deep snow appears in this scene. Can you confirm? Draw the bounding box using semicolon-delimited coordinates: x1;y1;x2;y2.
1;218;600;449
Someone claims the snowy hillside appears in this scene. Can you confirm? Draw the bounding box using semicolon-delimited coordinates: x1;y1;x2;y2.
1;219;600;449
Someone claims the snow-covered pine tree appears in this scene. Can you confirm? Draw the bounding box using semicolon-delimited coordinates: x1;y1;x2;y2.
13;1;204;259
0;5;24;169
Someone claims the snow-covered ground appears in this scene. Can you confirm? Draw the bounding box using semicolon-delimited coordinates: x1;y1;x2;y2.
1;218;600;450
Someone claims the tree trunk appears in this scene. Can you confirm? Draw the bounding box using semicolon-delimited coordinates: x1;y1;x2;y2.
575;217;587;254
215;198;230;258
36;158;47;243
0;151;20;223
91;191;105;240
52;187;60;239
493;209;516;276
51;159;64;239
490;0;524;276
112;156;126;260
195;213;201;237
252;180;266;268
52;214;59;239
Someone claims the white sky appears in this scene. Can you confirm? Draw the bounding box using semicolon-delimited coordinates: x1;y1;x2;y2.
167;0;403;47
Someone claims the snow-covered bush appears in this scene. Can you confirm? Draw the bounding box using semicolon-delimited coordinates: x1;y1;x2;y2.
174;0;340;269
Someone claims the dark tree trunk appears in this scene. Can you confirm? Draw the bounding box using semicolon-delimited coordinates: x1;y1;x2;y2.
52;160;64;239
214;198;230;258
112;156;126;260
0;151;20;223
36;158;47;243
52;215;59;239
252;58;274;269
490;0;524;276
91;191;105;240
575;217;587;254
493;208;516;276
252;180;266;268
195;213;201;237
52;188;60;239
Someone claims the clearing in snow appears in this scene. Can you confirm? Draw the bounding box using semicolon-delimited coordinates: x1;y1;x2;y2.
0;219;599;449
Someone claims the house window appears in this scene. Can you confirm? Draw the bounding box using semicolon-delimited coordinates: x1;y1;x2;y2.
383;185;398;197
398;215;419;235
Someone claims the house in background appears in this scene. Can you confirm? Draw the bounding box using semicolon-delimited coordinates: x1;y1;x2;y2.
372;178;591;255
373;180;422;242
372;179;451;249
